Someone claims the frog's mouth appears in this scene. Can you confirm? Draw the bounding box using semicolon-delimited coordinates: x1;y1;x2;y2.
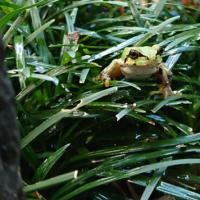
125;57;157;67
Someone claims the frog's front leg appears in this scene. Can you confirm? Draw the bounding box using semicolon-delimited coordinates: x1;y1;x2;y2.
100;59;124;87
150;64;173;99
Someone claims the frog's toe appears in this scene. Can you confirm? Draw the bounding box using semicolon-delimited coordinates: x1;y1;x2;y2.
100;74;111;87
150;84;174;99
162;86;174;99
94;74;111;87
104;79;110;87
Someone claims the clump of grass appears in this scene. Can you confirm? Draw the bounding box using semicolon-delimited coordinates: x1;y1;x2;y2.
1;0;200;199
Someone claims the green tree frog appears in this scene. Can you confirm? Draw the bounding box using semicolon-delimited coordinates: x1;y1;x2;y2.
99;44;174;98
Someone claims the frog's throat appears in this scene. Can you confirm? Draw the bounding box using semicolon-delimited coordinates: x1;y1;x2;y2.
121;65;159;80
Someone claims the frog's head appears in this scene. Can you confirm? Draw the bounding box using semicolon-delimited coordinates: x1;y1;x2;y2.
122;45;163;67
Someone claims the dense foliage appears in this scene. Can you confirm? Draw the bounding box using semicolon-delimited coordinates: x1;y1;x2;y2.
1;0;200;199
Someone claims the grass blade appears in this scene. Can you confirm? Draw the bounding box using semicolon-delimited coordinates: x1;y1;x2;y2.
24;170;77;193
24;19;55;46
34;144;70;181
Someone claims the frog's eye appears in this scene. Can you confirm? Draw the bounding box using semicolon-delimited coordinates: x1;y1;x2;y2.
129;50;138;58
157;47;163;55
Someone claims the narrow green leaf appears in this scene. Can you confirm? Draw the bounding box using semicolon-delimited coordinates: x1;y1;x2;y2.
162;116;193;135
30;73;59;85
152;94;200;113
34;144;70;181
165;35;193;51
64;11;75;33
3;9;29;47
116;107;133;121
14;35;26;89
0;1;20;9
29;0;54;63
151;94;182;113
24;19;55;46
79;68;90;84
141;157;171;200
153;0;167;17
0;0;14;13
99;26;149;33
24;170;77;192
75;87;118;110
77;28;125;43
128;0;144;27
166;100;192;106
157;182;200;199
117;80;141;90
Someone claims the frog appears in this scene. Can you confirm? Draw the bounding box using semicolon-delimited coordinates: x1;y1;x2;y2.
98;44;174;99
